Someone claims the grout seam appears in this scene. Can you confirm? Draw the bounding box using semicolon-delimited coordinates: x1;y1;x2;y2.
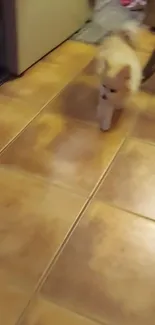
0;54;95;157
15;130;155;324
15;194;94;325
39;296;112;325
128;135;155;148
97;197;155;224
12;48;155;324
15;136;127;325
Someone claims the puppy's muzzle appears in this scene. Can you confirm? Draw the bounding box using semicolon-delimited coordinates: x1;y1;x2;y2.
102;94;107;100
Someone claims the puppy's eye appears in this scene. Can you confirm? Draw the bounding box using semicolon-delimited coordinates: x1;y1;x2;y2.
110;88;116;93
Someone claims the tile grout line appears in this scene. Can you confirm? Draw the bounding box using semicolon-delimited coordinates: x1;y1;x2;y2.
0;108;139;191
15;70;155;324
0;163;87;198
0;54;96;157
91;127;155;224
38;116;155;323
87;112;140;201
87;122;155;224
87;138;127;201
4;43;154;323
33;125;155;325
128;134;155;148
2;160;154;226
15;136;127;325
13;55;152;324
97;197;155;224
0;118;99;159
15;128;148;324
15;194;95;325
88;110;140;198
40;297;113;325
16;136;129;325
15;136;155;322
0;125;144;201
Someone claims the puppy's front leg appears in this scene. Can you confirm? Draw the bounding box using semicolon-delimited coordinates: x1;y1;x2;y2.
97;97;115;131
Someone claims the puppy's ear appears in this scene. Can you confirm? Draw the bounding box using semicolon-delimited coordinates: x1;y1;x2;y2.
118;65;131;80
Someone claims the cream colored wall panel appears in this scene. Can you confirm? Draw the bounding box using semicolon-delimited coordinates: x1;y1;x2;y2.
3;0;91;74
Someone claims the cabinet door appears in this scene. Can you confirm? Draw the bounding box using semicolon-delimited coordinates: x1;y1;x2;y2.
3;0;92;74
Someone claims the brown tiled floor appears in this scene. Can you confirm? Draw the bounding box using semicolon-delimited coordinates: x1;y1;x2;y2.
1;29;155;325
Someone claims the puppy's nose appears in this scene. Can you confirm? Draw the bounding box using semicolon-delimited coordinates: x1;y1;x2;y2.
102;94;107;100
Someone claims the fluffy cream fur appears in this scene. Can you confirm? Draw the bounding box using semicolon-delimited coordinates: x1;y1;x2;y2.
97;21;143;131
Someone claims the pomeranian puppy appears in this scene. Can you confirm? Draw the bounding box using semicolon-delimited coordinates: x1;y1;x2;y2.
97;21;143;131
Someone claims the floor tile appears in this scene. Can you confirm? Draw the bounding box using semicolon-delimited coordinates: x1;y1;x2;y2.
131;93;155;143
97;138;155;220
43;60;98;124
41;201;155;325
0;286;29;325
0;166;85;324
0;42;95;151
136;50;153;69
19;296;99;325
0;41;96;109
134;26;155;53
0;95;37;151
121;27;155;70
126;71;155;144
142;72;155;94
0;92;135;195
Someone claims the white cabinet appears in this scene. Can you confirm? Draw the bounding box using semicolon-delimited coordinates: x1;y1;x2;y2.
3;0;92;75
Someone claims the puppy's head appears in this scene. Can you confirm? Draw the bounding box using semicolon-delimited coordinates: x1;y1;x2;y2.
98;57;131;107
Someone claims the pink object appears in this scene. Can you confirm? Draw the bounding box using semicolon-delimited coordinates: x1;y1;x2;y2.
126;0;146;9
120;0;146;8
120;0;132;6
